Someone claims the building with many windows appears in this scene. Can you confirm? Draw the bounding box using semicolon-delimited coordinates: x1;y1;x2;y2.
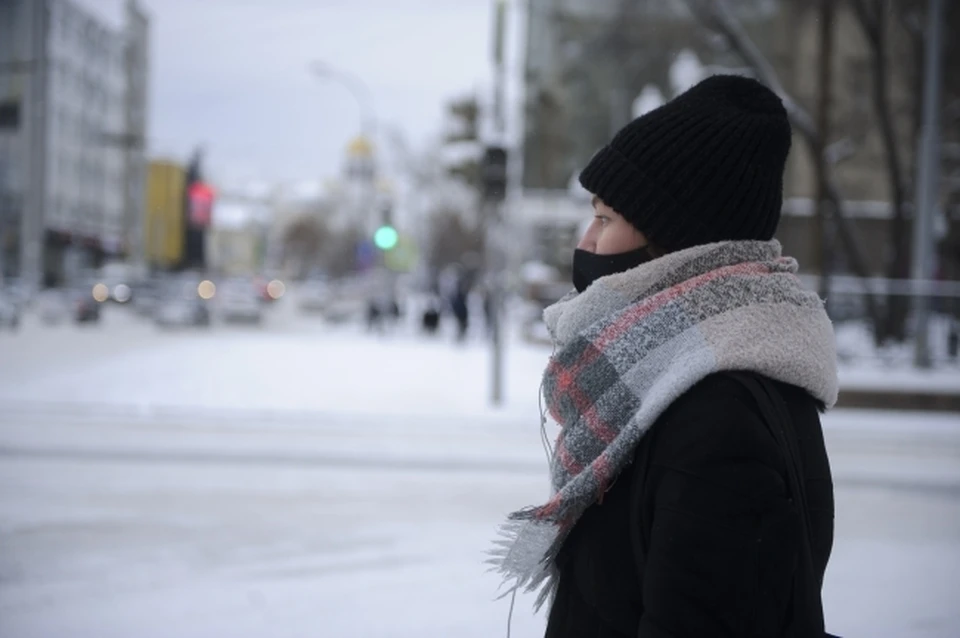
0;0;149;286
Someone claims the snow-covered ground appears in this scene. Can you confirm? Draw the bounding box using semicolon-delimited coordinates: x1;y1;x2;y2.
834;320;960;392
1;303;958;637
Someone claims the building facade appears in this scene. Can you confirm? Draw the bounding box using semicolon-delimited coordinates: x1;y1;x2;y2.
0;0;44;282
143;159;185;269
122;0;149;270
207;196;269;277
0;0;149;286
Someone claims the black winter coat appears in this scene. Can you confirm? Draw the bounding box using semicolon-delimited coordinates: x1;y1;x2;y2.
544;372;834;638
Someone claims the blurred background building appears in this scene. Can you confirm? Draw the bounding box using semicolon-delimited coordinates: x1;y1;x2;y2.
0;0;149;287
207;193;269;278
143;158;184;270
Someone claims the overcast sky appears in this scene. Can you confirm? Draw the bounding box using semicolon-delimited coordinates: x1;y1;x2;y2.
86;0;514;188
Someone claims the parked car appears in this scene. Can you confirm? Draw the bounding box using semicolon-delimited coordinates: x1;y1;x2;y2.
131;277;164;317
218;280;263;324
298;280;329;313
94;261;138;304
254;274;286;303
0;292;20;330
154;279;212;328
72;289;102;324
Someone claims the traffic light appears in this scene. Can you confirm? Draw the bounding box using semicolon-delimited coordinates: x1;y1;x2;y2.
374;225;399;251
481;145;508;203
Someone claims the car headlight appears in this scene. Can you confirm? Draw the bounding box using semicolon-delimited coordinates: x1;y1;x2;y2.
197;280;216;300
92;283;109;303
113;284;131;303
266;279;285;299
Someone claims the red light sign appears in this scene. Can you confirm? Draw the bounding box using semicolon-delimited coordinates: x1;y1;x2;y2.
188;182;215;228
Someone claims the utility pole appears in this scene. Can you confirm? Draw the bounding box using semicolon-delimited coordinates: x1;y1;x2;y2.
911;0;944;369
123;0;150;275
487;0;509;406
814;0;835;306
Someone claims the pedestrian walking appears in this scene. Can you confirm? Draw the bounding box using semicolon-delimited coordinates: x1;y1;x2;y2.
421;299;441;335
491;75;840;638
450;285;469;342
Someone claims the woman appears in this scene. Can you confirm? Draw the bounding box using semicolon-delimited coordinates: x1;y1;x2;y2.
491;75;838;637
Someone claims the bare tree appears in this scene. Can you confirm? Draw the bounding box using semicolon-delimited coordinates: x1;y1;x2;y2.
684;0;884;333
282;216;329;278
320;224;365;279
425;207;485;271
849;0;912;342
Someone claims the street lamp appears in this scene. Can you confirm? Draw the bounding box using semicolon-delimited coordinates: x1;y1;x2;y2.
309;61;377;140
309;61;384;265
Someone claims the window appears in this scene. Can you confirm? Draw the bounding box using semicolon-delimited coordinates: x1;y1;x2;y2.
0;101;19;130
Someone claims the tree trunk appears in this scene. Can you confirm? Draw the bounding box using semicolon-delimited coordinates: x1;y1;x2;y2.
851;0;912;342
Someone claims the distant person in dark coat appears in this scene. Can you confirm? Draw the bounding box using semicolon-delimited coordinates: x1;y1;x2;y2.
365;298;382;333
490;76;840;638
421;304;441;334
449;286;469;342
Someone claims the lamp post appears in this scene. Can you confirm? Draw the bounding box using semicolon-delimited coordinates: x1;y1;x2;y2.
309;62;382;269
309;61;377;141
911;0;945;369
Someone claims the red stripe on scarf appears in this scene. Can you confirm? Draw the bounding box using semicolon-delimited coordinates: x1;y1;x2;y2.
556;439;584;475
537;494;563;518
567;377;618;444
592;453;611;501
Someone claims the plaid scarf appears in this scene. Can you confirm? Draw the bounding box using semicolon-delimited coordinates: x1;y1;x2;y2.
490;240;838;609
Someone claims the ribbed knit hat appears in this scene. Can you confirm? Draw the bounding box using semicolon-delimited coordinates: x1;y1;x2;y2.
579;74;792;252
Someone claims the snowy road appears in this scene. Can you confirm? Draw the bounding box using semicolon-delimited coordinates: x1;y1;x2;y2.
1;307;959;637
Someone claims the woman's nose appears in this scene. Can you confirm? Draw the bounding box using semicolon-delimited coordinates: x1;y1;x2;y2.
577;233;596;252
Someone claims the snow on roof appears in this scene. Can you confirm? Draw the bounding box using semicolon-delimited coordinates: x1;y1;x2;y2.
288;180;326;202
438;141;483;167
238;181;272;199
213;199;268;230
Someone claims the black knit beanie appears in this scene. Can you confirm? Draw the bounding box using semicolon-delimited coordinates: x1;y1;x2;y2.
579;74;791;252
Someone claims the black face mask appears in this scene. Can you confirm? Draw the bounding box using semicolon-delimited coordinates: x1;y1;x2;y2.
572;246;655;293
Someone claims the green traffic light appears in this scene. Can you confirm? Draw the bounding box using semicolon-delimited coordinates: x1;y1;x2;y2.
374;225;399;250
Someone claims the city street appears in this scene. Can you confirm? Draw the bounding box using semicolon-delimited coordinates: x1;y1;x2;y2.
1;304;959;637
